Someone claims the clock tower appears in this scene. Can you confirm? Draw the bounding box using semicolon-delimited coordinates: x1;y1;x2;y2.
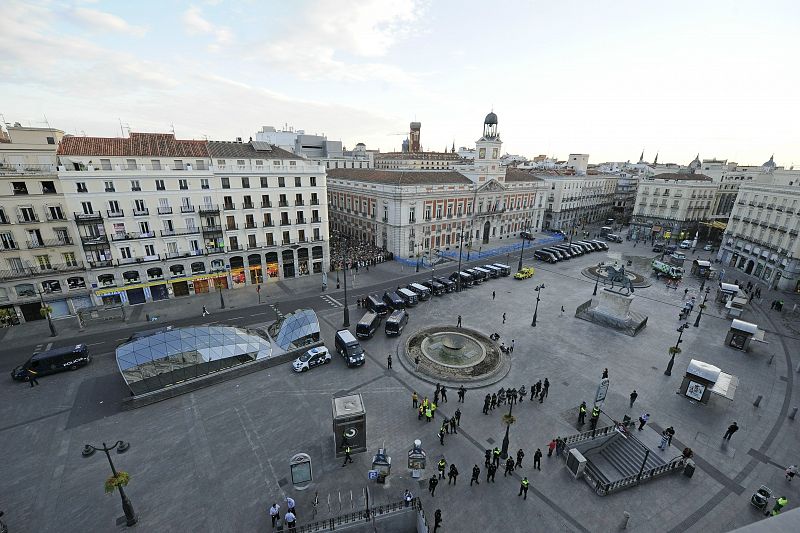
474;111;504;182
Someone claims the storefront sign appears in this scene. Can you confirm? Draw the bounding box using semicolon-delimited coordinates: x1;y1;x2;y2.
94;273;226;296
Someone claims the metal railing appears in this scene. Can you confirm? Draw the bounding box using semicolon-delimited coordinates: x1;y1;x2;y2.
295;497;423;533
586;458;684;496
27;238;73;248
0;262;86;280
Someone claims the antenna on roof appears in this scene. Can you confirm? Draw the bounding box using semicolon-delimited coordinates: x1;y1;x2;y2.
170;123;175;135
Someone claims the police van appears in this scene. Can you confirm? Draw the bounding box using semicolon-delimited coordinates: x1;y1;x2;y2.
385;310;409;336
12;344;91;381
397;288;418;307
364;294;389;316
408;282;431;301
335;329;366;367
492;264;511;276
356;311;382;339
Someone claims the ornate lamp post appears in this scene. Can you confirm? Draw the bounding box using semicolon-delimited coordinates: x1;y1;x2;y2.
531;284;545;327
217;278;225;309
665;322;689;376
499;400;516;459
341;235;350;327
82;441;136;526
456;230;465;292
37;288;57;337
593;262;602;296
517;221;530;272
693;286;711;327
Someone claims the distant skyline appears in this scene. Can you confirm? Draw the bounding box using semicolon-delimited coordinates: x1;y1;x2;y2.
1;0;798;166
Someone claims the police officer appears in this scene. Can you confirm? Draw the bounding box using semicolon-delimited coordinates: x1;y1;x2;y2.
447;463;459;485
590;405;600;430
483;395;491;415
342;445;353;467
470;464;481;485
454;408;462;427
438;427;445;446
437;458;447;479
533;448;543;470
492;447;501;467
428;475;439;497
518;477;530;499
486;462;497;482
515;449;525;469
449;416;457;434
484;449;492;468
578;401;587;425
504;457;515;477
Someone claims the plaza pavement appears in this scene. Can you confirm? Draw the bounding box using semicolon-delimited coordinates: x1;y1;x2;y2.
0;235;797;532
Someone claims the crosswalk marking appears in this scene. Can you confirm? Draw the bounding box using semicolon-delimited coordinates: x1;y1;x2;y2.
321;295;343;308
270;304;285;318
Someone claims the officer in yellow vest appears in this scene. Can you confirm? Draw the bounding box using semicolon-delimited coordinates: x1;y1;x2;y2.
590;406;600;430
342;445;353;467
437;458;447;479
518;477;530;499
578;401;587;425
768;496;788;516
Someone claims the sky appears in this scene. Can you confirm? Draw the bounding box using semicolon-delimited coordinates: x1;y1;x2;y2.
1;0;798;166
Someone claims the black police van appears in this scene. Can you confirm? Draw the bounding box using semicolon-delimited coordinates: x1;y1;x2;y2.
12;344;90;381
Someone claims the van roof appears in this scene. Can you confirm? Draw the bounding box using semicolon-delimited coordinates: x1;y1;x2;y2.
358;311;377;325
493;263;510;268
336;329;358;343
384;290;402;299
367;294;382;302
31;344;86;361
387;310;406;322
410;282;428;290
398;288;416;296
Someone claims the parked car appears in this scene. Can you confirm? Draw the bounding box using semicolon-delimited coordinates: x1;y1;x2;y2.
703;244;713;251
514;267;535;280
680;240;692;249
292;346;331;372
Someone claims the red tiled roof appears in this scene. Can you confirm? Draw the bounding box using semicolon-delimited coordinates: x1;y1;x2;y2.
504;168;544;182
57;132;209;157
327;168;472;185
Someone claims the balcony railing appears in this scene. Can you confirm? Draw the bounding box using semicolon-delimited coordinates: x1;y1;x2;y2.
202;225;223;233
18;213;39;223
228;245;243;252
310;199;320;205
88;260;113;269
280;220;291;226
223;203;236;211
296;218;307;225
111;231;156;241
0;243;19;251
311;217;321;223
225;224;238;231
27;238;73;249
0;261;86;281
262;221;275;227
242;202;255;209
117;255;160;266
107;210;124;218
206;247;225;254
180;205;195;213
157;207;173;215
133;208;150;216
198;204;220;214
295;200;304;206
279;201;289;207
244;222;257;229
81;235;109;246
160;227;200;236
261;201;273;208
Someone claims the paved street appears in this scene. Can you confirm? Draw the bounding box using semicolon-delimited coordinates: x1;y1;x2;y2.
0;236;798;533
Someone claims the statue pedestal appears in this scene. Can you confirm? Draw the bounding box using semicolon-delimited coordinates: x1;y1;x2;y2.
575;289;648;336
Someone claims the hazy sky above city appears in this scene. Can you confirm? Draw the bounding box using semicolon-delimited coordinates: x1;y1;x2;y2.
2;0;798;166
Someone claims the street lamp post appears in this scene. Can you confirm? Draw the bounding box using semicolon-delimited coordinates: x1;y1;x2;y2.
37;288;57;337
499;400;515;459
342;236;350;327
517;222;529;272
531;284;545;327
217;278;225;309
82;441;137;526
693;287;711;327
665;322;689;376
593;262;602;296
456;231;464;292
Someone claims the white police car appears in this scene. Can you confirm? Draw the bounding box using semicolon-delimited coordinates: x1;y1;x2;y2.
292;346;331;372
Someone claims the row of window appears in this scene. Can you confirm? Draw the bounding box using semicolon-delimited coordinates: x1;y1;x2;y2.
8;180;58;195
220;175;317;189
0;228;72;250
3;252;80;273
0;205;65;224
74;174;319;194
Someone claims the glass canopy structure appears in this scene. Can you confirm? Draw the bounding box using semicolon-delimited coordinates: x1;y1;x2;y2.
116;310;320;396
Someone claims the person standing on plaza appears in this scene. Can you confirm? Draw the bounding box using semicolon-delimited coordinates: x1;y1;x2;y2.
502;312;506;324
458;385;466;402
578;401;587;425
471;464;481;485
638;412;650;431
284;510;296;532
555;437;565;457
428;475;439;497
447;463;459;485
504;457;515;476
526;446;540;469
487;462;497;482
449;416;457;434
433;390;440;405
202;305;209;316
490;393;497;410
438;427;445;446
387;354;392;369
723;421;739;440
658;429;670;450
286;496;297;517
785;465;797;482
342;445;353;466
665;426;675;446
434;509;443;532
493;447;501;467
437;458;447;479
492;290;496;300
269;503;280;528
547;438;557;457
441;386;448;403
518;385;526;402
629;390;638;408
412;391;418;409
418;404;424;421
515;449;525;469
425;404;433;423
602;368;608;379
484;449;492;468
540;378;549;402
560;305;565;317
483;394;491;415
454;408;461;427
590;405;600;430
457;314;462;327
518;477;530;499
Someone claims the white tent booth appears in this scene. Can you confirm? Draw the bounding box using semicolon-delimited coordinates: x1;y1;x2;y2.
679;359;739;404
725;319;768;352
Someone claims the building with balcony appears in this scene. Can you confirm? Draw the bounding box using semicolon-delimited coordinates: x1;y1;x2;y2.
56;133;328;307
718;184;800;291
537;171;618;232
630;173;717;243
0;125;91;322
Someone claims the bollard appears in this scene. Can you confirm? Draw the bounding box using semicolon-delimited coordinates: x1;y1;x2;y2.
790;407;798;420
768;354;774;365
753;395;762;407
620;511;631;530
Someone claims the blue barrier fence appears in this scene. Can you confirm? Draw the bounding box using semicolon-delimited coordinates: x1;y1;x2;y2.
394;234;565;269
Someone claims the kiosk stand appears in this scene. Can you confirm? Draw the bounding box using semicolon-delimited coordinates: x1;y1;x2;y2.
332;394;366;457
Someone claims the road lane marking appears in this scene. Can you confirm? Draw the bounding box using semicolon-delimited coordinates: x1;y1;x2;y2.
86;342;105;346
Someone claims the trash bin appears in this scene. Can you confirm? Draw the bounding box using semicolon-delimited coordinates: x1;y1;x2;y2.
683;462;695;478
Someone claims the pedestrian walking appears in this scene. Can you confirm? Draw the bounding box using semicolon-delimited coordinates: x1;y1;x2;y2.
602;368;608;379
590;405;600;430
447;464;459;485
485;449;492;467
511;339;515;352
492;447;501;467
433;391;440;405
441;386;448;403
766;496;788;517
412;391;418;409
438;428;445;446
533;448;542;470
27;368;39;387
518;477;530;499
560;305;565;316
487;462;497;482
518;385;526;401
540;378;549;403
515;449;525;468
269;503;280;528
457;385;466;402
492;290;496;300
449;416;457;434
490;393;497;410
504;457;515;476
457;315;462;327
342;445;353;466
387;354;392;369
403;489;413;507
785;465;797;482
684;288;689;298
502;312;506;324
471;464;481;485
638;412;650;431
547;439;556;457
428;475;439;497
284;511;296;532
286;497;296;518
556;437;565;457
723;421;739;440
202;305;209;316
483;395;490;415
530;383;537;401
578;401;587;425
437;458;447;479
629;390;638;408
434;509;443;532
659;430;670;450
665;426;675;446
